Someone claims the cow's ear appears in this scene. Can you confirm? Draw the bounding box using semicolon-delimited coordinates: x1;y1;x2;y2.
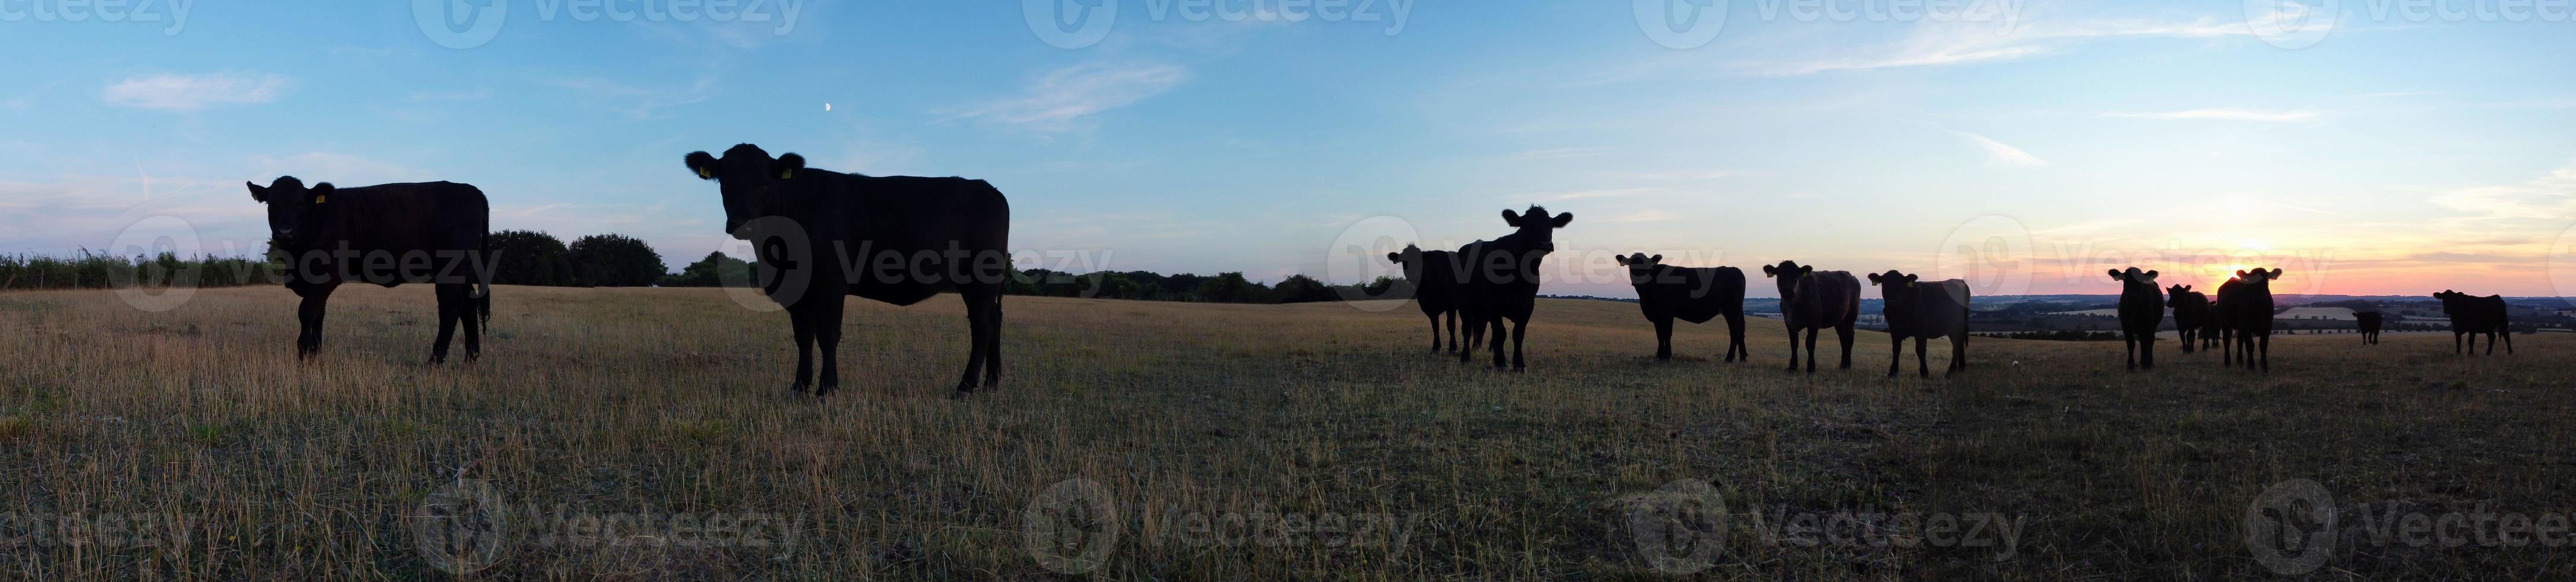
1387;252;1403;264
246;181;268;203
1550;212;1573;227
685;151;718;180
2144;270;2158;278
2184;285;2193;291
2108;269;2122;280
2268;268;2284;279
1906;274;1919;283
1798;265;1813;277
1614;255;1630;266
309;183;334;204
1649;254;1662;264
2236;270;2250;278
1500;208;1524;227
1868;273;1883;285
1762;265;1777;277
772;153;806;180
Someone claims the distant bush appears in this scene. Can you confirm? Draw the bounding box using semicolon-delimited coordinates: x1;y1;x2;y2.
0;250;281;292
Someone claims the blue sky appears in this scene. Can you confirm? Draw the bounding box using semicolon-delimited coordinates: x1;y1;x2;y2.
5;1;2575;298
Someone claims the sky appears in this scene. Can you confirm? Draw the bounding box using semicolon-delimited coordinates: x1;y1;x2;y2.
4;1;2575;299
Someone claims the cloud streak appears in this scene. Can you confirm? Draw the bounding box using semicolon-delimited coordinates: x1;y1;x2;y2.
2103;109;2321;122
1954;131;2046;166
943;62;1191;133
102;72;291;111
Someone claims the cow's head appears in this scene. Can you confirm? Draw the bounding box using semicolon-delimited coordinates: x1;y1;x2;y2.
1763;260;1813;299
2166;284;2195;305
2235;268;2285;287
685;144;806;239
1499;205;1572;254
2433;290;2466;313
246;176;335;247
1614;253;1664;286
1868;270;1921;312
1386;243;1428;274
2108;267;2159;292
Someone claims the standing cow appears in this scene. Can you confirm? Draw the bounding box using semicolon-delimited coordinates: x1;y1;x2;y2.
1615;253;1750;363
1454;206;1572;371
2219;268;2284;371
2432;290;2512;356
248;176;492;363
2355;311;2384;344
1763;261;1859;373
2200;297;2226;352
2168;284;2210;354
1870;270;1969;378
686;144;1011;398
1387;244;1464;353
2109;268;2163;370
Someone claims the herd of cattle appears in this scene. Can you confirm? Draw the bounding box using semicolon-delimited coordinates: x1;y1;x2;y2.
232;143;2526;396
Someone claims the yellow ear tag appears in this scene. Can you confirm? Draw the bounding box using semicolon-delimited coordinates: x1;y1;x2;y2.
698;168;714;179
778;169;794;180
314;195;327;204
1906;281;1915;287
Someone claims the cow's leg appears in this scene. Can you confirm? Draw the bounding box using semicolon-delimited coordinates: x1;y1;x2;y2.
1444;309;1459;353
983;295;1004;390
1886;336;1903;377
296;290;332;359
1487;315;1509;371
2454;332;2464;355
1949;334;1968;374
458;283;482;361
1458;311;1479;364
787;303;815;394
2503;328;2514;355
812;296;847;397
1836;325;1855;369
1915;336;1932;378
2179;328;2194;353
1724;311;1747;363
429;284;460;365
1509;316;1529;371
1803;328;1819;374
2258;333;2271;372
2124;334;2137;370
1784;327;1802;372
951;292;993;398
1653;317;1675;362
2140;329;2153;370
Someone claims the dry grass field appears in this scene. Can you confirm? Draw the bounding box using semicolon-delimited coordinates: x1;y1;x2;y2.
3;284;2572;580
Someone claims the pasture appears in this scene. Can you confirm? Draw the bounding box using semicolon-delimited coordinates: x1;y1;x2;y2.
2;285;2571;580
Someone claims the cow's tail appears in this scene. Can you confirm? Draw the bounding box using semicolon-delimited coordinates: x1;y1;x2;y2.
473;223;493;329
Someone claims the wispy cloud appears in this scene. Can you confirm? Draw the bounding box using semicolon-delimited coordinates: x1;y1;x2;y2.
102;72;291;111
2430;159;2576;229
2103;109;2321;122
1953;131;2046;166
942;62;1191;133
546;76;716;120
1736;15;2277;77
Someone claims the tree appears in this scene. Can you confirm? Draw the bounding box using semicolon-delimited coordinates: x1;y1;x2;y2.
659;251;752;287
1194;272;1265;303
1270;274;1338;304
566;233;666;287
488;230;576;286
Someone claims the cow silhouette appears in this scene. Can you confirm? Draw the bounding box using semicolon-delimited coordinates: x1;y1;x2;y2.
2167;284;2210;354
1454;206;1572;371
2219;268;2284;371
1763;261;1859;373
2199;297;2225;352
2432;290;2512;356
686;144;1011;398
248;177;491;364
1870;271;1969;378
2109;268;2163;370
2355;311;2383;344
1615;253;1750;363
1387;244;1464;353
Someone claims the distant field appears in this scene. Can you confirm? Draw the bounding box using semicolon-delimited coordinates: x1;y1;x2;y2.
2;285;2570;580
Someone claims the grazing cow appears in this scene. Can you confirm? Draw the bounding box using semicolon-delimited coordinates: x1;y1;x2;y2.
249;177;492;363
1387;244;1464;353
686;144;1011;398
2219;268;2284;371
1869;271;1970;378
2355;311;2384;344
1454;205;1573;371
2168;284;2211;354
2432;290;2512;356
2109;268;2163;370
1763;261;1859;373
1615;253;1750;362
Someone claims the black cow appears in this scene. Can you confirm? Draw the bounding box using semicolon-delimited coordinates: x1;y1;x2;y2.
2168;284;2210;354
2432;290;2512;356
1870;271;1969;378
686;144;1012;398
1763;261;1859;373
2219;268;2283;371
2355;311;2384;344
1387;244;1463;353
2200;297;2226;352
2109;268;2163;370
248;177;492;363
1615;253;1750;363
1454;205;1573;371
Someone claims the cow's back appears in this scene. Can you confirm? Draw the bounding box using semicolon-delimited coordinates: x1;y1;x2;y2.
1788;271;1859;330
1669;267;1745;324
316;182;488;254
799;174;1011;306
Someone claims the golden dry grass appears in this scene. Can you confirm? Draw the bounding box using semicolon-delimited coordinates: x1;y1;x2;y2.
2;284;2571;580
